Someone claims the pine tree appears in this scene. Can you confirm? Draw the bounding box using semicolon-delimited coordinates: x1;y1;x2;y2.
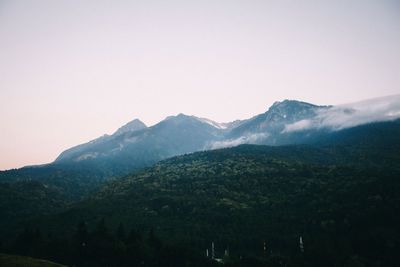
77;221;88;246
148;228;162;251
116;222;126;241
95;218;109;236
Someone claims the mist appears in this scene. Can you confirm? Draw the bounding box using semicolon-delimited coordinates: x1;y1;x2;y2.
284;94;400;133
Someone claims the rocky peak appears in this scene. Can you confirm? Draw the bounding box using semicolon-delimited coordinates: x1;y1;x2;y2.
113;119;147;136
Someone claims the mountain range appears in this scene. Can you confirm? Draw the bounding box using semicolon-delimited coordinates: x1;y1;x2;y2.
1;95;400;266
53;95;400;167
54;99;324;164
1;95;399;199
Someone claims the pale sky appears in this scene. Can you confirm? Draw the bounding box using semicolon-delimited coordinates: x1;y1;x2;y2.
1;0;400;170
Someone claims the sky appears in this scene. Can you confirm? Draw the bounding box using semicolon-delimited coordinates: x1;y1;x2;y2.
0;0;400;170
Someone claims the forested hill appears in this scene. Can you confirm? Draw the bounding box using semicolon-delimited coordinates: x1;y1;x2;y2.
37;132;400;266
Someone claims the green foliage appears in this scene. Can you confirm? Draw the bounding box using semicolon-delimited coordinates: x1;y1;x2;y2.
0;181;67;239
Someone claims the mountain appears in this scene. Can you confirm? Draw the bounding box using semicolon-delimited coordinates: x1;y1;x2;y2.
54;114;224;171
210;95;400;148
229;100;328;137
52;100;332;167
30;120;400;266
207;100;330;149
56;119;147;162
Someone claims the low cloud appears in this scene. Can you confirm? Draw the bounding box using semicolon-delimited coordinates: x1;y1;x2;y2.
207;133;269;150
283;119;313;133
283;94;400;133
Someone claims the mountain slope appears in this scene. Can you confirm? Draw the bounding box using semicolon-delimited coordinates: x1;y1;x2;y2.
56;118;147;162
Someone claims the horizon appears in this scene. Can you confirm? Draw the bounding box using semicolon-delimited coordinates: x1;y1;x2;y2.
1;0;400;169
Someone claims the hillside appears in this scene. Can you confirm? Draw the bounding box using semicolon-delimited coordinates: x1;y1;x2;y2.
0;181;68;240
32;124;400;266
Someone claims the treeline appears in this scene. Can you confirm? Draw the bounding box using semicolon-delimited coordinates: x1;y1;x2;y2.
1;219;318;267
1;219;222;267
4;218;393;267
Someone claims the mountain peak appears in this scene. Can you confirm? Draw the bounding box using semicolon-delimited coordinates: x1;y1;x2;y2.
113;119;147;136
271;99;316;109
164;113;194;122
266;100;321;118
177;113;190;118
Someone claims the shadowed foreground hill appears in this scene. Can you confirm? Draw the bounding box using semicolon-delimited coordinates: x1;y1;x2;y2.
0;253;67;267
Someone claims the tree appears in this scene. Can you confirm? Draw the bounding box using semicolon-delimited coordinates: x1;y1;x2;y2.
116;222;126;241
76;221;88;246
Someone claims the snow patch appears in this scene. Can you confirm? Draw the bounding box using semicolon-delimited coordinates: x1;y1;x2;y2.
196;117;227;129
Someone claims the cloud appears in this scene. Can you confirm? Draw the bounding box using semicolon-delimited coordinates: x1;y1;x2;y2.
283;94;400;133
207;133;269;150
283;119;313;133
